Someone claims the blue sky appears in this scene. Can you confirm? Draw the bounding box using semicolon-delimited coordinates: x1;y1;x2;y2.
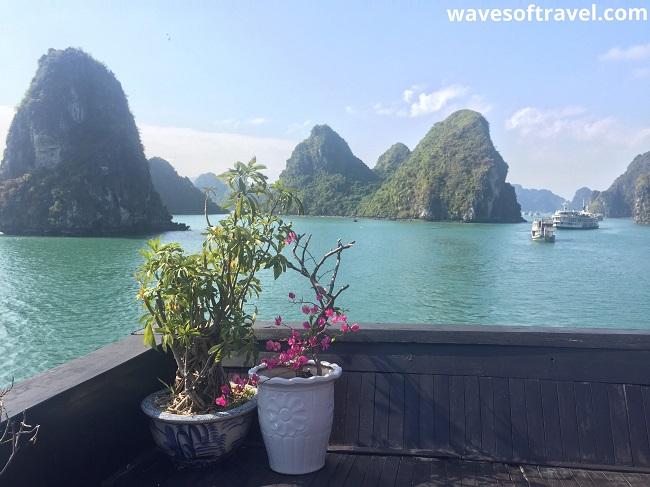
1;1;649;199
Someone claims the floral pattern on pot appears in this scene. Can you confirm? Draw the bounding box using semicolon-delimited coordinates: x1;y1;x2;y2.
265;392;309;436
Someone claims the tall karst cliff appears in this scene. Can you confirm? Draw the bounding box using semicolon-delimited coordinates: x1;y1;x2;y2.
0;48;185;236
358;110;523;222
279;124;379;215
590;151;650;220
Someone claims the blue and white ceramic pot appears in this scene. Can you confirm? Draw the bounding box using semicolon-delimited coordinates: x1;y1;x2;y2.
141;389;257;467
248;361;342;475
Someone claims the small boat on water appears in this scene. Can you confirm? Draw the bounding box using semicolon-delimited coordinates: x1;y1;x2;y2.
552;204;599;229
531;218;556;242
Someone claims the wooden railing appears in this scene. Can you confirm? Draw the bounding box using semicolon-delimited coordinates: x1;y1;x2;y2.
2;323;650;486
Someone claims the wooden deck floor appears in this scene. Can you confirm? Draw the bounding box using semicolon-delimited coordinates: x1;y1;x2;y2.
103;446;650;487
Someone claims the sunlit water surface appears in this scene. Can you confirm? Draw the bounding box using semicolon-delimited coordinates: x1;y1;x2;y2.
1;215;648;387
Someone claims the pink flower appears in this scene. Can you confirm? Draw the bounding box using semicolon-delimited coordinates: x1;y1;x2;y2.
339;314;347;323
341;323;349;332
302;305;311;315
318;316;326;327
303;321;311;329
288;292;296;299
297;355;308;365
221;384;231;395
232;374;241;384
308;336;318;347
316;293;323;301
250;374;259;386
311;304;319;314
351;323;359;331
325;308;334;317
321;336;331;350
275;316;282;326
215;395;228;407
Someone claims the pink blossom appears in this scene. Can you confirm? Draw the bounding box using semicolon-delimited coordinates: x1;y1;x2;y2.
318;316;326;327
332;314;339;323
275;316;282;326
302;305;311;315
297;355;308;365
215;396;228;407
311;304;319;314
325;308;334;318
321;336;331;350
288;292;296;299
232;374;241;384
351;323;359;331
250;374;259;386
303;321;311;329
339;314;347;323
341;323;349;332
316;293;323;301
308;336;318;347
221;384;231;394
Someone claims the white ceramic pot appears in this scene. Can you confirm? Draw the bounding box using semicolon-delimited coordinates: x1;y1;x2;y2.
248;360;342;475
141;389;257;467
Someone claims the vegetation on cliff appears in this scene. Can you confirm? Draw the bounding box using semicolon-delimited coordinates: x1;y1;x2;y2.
634;173;650;224
357;110;523;222
590;151;650;219
278;125;379;215
149;157;223;215
373;143;410;180
0;47;184;236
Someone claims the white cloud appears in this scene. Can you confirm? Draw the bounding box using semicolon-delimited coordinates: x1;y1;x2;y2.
249;117;267;125
0;105;16;156
503;106;650;196
410;85;469;117
139;125;298;182
345;106;357;115
599;43;650;61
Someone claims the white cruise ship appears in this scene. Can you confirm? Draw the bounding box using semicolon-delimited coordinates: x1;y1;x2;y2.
552;205;599;229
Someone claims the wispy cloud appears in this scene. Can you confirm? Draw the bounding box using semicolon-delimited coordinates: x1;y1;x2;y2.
599;43;650;61
375;84;487;118
506;105;650;147
409;85;469;117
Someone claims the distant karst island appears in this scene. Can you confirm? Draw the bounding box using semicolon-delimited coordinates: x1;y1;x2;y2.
0;48;186;236
1;48;649;230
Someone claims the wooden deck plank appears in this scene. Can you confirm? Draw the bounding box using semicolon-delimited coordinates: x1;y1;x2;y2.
555;467;596;487
412;456;433;485
624;384;650;468
341;453;371;486
434;374;451;452
540;380;563;463
458;459;480;486
344;372;362;446
480;376;497;459
450;376;467;455
525;379;546;463
389;373;406;450
359;455;386;487
557;381;581;464
308;452;344;487
394;456;415;487
404;373;421;450
417;373;435;450
465;376;483;456
510;378;530;462
377;455;401;487
357;372;375;447
429;457;451;485
331;371;348;444
590;382;615;466
494;377;514;461
607;384;634;467
326;453;356;486
574;382;598;464
374;373;390;449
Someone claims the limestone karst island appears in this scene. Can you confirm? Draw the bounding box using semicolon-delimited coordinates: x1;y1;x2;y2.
0;48;186;236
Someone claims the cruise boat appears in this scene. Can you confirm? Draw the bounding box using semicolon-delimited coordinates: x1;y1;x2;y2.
552;205;599;229
531;218;555;242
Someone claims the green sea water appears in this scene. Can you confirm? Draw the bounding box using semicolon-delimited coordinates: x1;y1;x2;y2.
1;215;649;387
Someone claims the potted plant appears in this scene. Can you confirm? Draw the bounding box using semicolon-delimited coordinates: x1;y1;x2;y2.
249;233;359;475
136;159;302;467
